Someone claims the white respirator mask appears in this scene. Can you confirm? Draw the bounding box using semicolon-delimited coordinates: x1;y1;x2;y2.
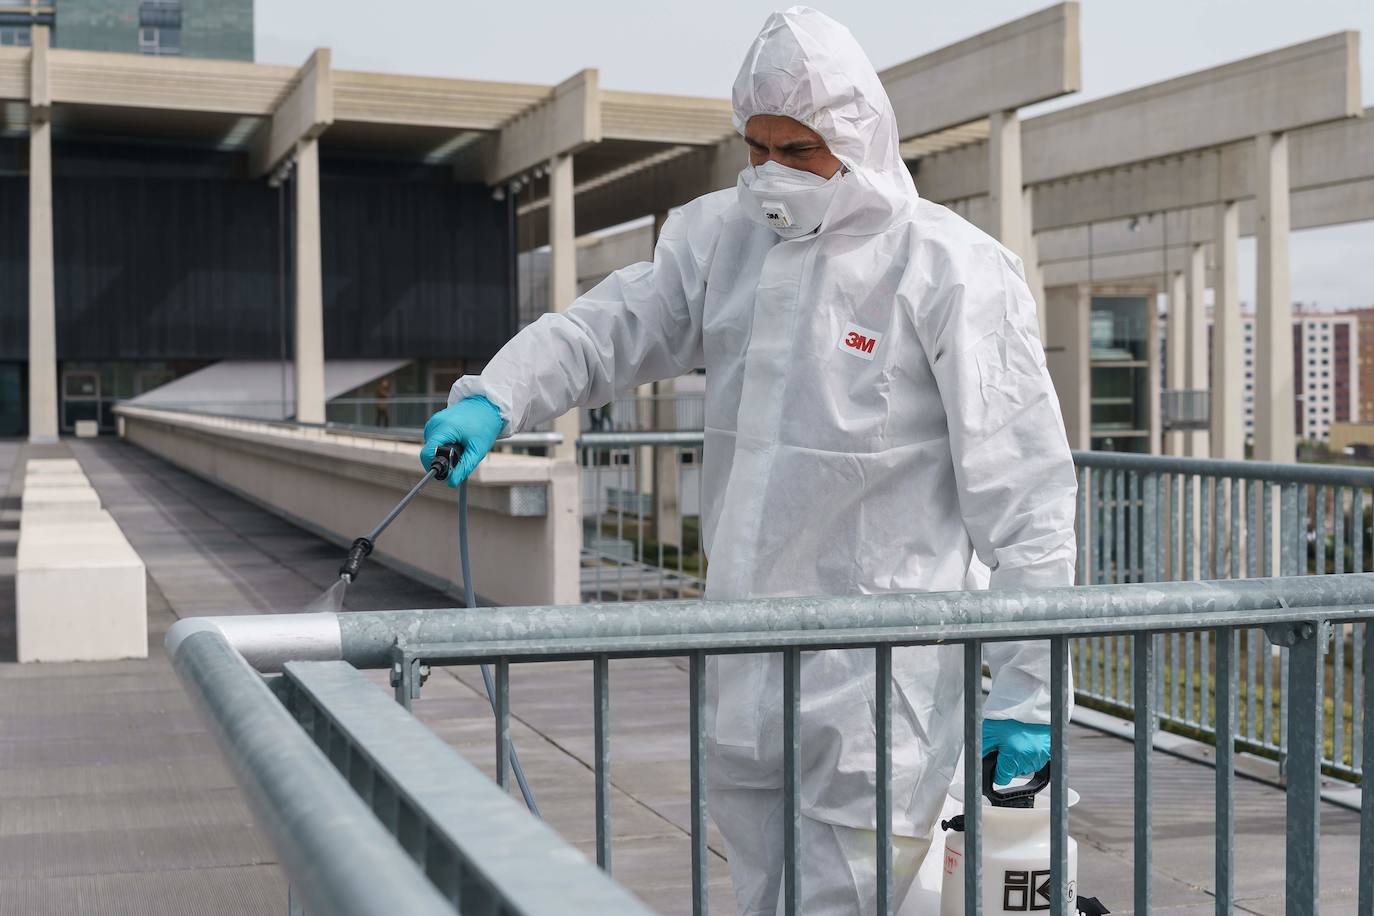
737;160;843;239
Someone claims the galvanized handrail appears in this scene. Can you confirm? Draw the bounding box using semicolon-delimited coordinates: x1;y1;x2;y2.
170;573;1374;916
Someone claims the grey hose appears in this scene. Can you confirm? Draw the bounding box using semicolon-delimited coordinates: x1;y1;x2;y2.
460;481;542;817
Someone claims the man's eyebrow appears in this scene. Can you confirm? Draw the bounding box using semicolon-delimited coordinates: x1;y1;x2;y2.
744;135;768;147
776;138;823;150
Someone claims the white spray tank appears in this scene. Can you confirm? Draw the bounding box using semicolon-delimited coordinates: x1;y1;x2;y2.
939;751;1106;915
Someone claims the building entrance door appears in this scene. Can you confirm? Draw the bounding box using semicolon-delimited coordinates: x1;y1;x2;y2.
61;370;101;433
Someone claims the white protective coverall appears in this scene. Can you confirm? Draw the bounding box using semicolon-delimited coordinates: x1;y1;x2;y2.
453;7;1077;914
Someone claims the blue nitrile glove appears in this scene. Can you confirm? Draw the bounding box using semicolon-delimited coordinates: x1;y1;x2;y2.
420;396;504;488
982;719;1052;785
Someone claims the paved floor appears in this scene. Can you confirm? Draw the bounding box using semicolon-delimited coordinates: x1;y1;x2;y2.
0;438;1364;914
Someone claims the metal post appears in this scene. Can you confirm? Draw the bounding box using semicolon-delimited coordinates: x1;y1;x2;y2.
689;651;709;916
876;645;893;916
594;654;611;872
964;640;983;916
1277;621;1323;915
1361;621;1374;916
783;647;802;916
1214;628;1236;915
1133;631;1155;914
1050;637;1070;916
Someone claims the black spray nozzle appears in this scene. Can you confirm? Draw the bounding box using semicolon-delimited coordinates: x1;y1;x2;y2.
339;537;374;583
429;445;461;482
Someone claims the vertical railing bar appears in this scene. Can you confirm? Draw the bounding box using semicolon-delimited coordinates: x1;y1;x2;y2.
1230;477;1241;580
689;650;708;916
963;640;983;916
876;645;893;916
593;654;612;873
1201;476;1212;580
495;658;510;792
1094;469;1105;587
1334;623;1345;770
1115;469;1126;584
1170;474;1180;582
1285;623;1323;912
1103;470;1113;585
1157;473;1166;584
1133;628;1155;915
1215;627;1236;916
1130;470;1140;583
1200;628;1211;733
1215;475;1226;579
1263;482;1273;577
1186;629;1196;728
1359;621;1373;916
1143;472;1158;583
1077;467;1089;586
783;647;801;916
1315;486;1327;577
1050;637;1070;916
1355;622;1365;773
1171;630;1182;720
1185;473;1195;581
1247;479;1258;580
1356;488;1366;574
1336;486;1347;576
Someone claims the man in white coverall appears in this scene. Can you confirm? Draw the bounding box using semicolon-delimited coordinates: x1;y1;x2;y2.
421;8;1076;914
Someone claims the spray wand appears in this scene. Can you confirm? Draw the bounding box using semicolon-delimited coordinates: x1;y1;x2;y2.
335;444;542;817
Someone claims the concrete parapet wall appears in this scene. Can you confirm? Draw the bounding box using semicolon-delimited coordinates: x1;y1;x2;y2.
116;406;582;607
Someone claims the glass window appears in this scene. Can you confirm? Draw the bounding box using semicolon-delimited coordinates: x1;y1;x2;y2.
0;25;31;46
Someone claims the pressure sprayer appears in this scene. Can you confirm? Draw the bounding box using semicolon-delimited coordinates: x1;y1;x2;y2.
939;752;1107;915
336;445;541;817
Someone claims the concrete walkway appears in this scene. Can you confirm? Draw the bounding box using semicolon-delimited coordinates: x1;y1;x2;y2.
0;438;1363;914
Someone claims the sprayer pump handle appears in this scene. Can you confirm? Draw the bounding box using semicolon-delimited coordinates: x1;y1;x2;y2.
981;750;1053;808
429;445;461;481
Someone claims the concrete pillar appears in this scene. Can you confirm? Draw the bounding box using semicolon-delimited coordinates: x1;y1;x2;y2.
1146;287;1162;455
987;110;1023;247
1253;132;1294;463
1021;188;1047;341
1165;271;1186;455
1211;201;1244;459
27;28;57;444
547;153;579;460
1044;285;1090;450
293;139;326;425
647;211;682;549
1185;243;1210;457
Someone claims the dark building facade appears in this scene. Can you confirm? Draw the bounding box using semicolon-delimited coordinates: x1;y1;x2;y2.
0;137;517;435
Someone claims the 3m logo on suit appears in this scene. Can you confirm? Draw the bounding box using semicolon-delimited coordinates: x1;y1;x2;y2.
837;322;883;361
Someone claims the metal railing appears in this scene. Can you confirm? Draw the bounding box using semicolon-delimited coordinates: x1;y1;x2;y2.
170;575;1374;915
1075;451;1374;780
578;431;705;602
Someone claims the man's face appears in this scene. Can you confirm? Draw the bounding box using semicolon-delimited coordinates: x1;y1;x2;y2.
744;115;842;178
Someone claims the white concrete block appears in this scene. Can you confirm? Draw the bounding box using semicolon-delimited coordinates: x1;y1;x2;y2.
17;538;147;662
74;420;99;438
23;472;89;488
26;459;82;475
21;486;101;514
20;512;124;544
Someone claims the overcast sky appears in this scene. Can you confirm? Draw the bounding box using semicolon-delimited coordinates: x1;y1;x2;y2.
257;0;1374;310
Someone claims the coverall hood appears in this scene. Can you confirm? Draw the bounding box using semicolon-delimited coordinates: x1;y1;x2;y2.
731;6;919;235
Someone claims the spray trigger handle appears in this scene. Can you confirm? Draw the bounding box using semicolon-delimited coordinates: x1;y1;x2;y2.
430;445;461;481
339;537;374;583
982;750;1052;808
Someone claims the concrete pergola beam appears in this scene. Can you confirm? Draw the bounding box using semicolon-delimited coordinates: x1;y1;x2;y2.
878;1;1080;139
1035;174;1374;286
486;69;601;186
918;34;1363;215
251;48;333;178
1028;31;1359;184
